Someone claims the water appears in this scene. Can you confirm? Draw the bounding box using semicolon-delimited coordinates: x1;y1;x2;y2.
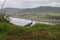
10;17;36;26
9;17;54;26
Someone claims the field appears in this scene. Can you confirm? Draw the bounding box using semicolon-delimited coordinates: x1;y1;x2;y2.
0;22;60;40
11;13;60;20
11;13;60;24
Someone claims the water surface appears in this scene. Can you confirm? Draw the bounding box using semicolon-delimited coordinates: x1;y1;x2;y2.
10;17;36;26
9;17;54;26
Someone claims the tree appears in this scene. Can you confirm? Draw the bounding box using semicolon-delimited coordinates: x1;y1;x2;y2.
0;0;10;22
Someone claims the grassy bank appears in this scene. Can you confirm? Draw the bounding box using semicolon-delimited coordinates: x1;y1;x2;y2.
0;22;60;40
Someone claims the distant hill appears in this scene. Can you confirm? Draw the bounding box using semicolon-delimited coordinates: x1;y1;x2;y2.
0;8;23;15
4;8;23;14
18;6;60;14
0;6;60;15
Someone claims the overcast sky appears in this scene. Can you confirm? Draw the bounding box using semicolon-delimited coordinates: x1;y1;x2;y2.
0;0;60;8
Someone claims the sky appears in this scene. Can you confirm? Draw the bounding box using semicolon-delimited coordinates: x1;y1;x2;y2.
0;0;60;8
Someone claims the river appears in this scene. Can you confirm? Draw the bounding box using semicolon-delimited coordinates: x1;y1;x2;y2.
9;17;54;26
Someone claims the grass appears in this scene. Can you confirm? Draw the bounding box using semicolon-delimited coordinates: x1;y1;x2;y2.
47;13;60;16
0;22;60;40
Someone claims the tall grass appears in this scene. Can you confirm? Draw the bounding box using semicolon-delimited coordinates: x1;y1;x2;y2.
0;22;60;40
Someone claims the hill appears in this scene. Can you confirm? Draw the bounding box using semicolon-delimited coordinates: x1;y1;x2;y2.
0;6;60;15
0;8;23;15
18;6;60;14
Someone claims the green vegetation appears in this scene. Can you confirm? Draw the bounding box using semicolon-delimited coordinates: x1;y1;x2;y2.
0;22;60;40
0;13;60;40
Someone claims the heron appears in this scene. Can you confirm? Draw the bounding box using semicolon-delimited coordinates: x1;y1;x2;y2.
25;20;33;26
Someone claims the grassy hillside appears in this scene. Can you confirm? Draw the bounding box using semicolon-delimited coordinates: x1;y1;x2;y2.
0;22;60;40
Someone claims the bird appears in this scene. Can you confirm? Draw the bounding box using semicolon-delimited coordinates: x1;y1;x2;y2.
25;20;33;26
